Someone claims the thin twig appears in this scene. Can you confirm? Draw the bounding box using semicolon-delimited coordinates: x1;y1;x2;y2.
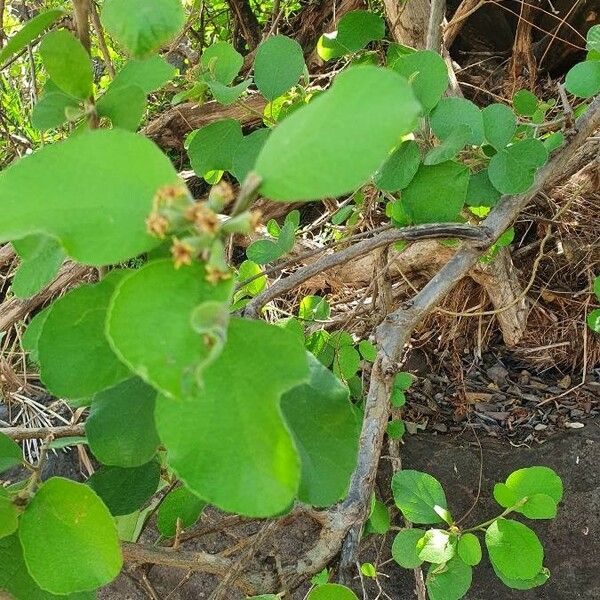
2;423;86;441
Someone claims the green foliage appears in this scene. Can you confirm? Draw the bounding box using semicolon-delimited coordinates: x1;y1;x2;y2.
112;56;177;93
232;128;271;181
392;470;448;524
430;97;484;146
0;432;23;473
565;60;600;98
201;41;243;85
254;36;305;100
97;83;146;130
0;497;18;539
374;140;421;192
30;82;81;131
392;528;426;568
247;210;298;264
588;276;600;332
307;583;359;600
365;497;391;534
426;557;472;600
157;486;206;537
512;89;539;116
488;139;548;194
102;0;185;57
482;103;517;150
457;533;481;566
299;295;331;321
255;66;421;200
19;478;122;594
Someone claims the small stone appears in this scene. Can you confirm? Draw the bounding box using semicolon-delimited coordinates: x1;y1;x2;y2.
565;422;585;429
519;370;531;385
534;423;548;431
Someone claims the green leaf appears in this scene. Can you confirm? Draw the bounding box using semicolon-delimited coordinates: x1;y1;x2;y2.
457;533;482;566
565;60;600;98
307;583;359;600
465;170;501;207
426;557;472;600
237;259;266;297
374;140;421;192
19;477;122;593
543;131;565;153
392;529;425;568
281;353;359;506
519;494;558;519
86;378;160;468
254;35;305;101
513;89;539;116
482;103;516;150
402;162;469;223
360;563;377;578
417;529;456;563
485;519;543;580
387;419;405;439
594;275;600;300
588;308;600;333
97;83;146;131
388;50;449;113
0;497;18;539
491;563;550;590
31;85;80;130
299;295;331;321
424;125;471;165
102;0;185;57
336;10;385;52
430;98;484;146
588;24;600;52
38;272;130;399
311;569;330;586
22;308;50;365
358;340;377;362
201;41;243;85
256;66;421;201
107;259;233;399
394;372;414;390
111;56;177;93
207;78;250;105
0;9;65;66
232;129;271;182
488;139;548;194
0;129;179;266
47;437;87;450
188;119;243;180
157;486;206;537
0;534;95;600
11;235;64;298
39;30;92;100
87;460;161;516
392;470;447;524
155;318;309;517
333;345;361;381
365;498;390;534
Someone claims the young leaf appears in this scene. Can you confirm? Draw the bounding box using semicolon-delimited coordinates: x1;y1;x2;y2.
231;129;271;182
31;85;80;131
307;583;359;600
387;419;405;439
482;103;516;150
0;432;22;473
254;35;305;101
358;340;377;361
255;66;421;201
87;460;161;516
457;533;482;566
418;529;456;564
107;259;234;399
388;50;449;113
187;119;243;180
0;129;180;266
588;309;600;333
201;41;243;85
392;529;426;568
488;139;548;194
155;318;309;517
157;486;206;537
426;557;472;600
402;161;469;223
19;478;122;594
374;140;421;192
513;89;539;116
430;98;484;146
236;259;267;297
86;378;160;468
565;60;600;98
485;519;544;580
97;83;146;131
392;470;447;524
102;0;185;57
299;295;331;321
0;8;65;65
111;56;177;93
39;30;93;100
281;353;360;506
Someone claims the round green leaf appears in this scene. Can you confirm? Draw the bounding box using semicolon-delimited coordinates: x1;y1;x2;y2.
424;125;471;165
482;103;516;150
19;477;122;594
457;533;482;566
488;139;548;194
187;119;243;179
0;129;180;266
0;431;23;473
426;557;472;600
31;87;80;131
157;486;206;537
281;353;359;507
201;41;243;85
513;89;539;116
387;419;405;440
365;498;391;534
504;466;563;504
485;519;543;580
333;345;361;381
38;272;130;399
112;56;177;93
519;493;558;520
565;60;600;98
388;50;449;113
417;529;456;563
97;83;146;131
232;128;271;182
107;259;233;399
307;583;359;600
254;35;305;101
374;140;421;192
465;169;501;207
358;340;377;362
102;0;185;57
430;98;484;146
255;66;421;201
86;378;160;467
392;470;447;524
0;497;18;539
237;259;267;297
335;10;385;52
588;24;600;52
392;528;426;568
39;29;92;100
402;161;469;224
299;295;331;321
87;460;161;516
155;318;309;517
588;308;600;333
491;563;550;590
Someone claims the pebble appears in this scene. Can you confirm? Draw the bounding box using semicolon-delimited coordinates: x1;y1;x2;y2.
565;422;585;429
534;423;548;431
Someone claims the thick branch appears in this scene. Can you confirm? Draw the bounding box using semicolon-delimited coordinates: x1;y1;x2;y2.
244;223;491;318
426;0;446;52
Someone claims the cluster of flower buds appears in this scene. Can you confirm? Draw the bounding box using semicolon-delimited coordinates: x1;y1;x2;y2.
146;180;261;281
